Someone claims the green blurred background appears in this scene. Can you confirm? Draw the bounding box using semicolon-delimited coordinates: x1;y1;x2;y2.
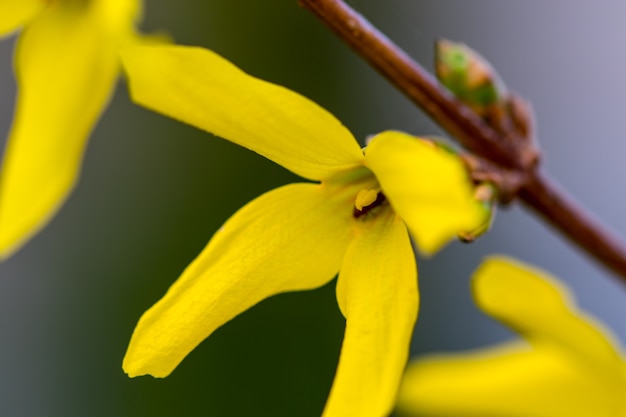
2;1;626;416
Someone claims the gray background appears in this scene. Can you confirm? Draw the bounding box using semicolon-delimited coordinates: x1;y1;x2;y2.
1;1;625;416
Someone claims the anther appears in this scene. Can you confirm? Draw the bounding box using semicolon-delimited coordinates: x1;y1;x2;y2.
353;190;386;218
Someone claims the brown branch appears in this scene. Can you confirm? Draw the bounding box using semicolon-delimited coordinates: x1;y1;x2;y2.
299;0;626;284
519;172;626;279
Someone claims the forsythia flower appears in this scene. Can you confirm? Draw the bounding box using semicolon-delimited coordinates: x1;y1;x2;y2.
397;256;626;417
121;45;486;417
0;0;142;258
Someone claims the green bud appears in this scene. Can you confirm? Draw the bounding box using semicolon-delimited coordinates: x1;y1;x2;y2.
458;182;497;243
435;39;507;111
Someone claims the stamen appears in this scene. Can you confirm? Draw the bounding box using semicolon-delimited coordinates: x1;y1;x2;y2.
353;190;386;218
354;189;378;211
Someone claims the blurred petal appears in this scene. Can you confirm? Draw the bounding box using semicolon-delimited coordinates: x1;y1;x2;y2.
121;45;364;181
364;131;486;255
123;183;355;378
398;342;626;417
396;257;626;417
0;1;136;258
325;212;418;417
0;0;42;37
91;0;142;38
474;256;623;365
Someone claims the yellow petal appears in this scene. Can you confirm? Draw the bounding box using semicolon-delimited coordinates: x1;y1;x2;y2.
396;257;626;417
121;45;364;181
0;0;42;37
398;342;626;417
474;256;623;366
123;183;354;378
91;0;142;38
364;131;486;255
0;1;137;258
324;211;418;417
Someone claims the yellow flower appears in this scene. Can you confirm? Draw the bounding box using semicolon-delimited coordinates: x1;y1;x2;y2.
397;256;626;417
0;0;142;258
120;45;486;417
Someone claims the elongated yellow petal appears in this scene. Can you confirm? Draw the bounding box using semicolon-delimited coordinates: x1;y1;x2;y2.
364;131;485;255
324;211;418;417
396;257;626;417
92;0;142;38
121;45;364;181
123;183;354;378
0;0;42;37
398;342;626;417
0;1;137;258
474;256;623;366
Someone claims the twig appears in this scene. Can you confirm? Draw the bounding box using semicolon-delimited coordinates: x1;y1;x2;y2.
519;172;626;279
299;0;626;284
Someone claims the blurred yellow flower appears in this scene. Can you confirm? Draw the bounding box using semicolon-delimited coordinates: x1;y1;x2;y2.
397;256;626;417
0;0;142;258
121;45;486;417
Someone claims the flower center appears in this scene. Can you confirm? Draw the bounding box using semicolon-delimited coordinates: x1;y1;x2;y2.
353;189;386;218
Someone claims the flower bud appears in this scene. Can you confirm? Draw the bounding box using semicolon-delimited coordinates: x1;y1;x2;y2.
435;39;507;114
